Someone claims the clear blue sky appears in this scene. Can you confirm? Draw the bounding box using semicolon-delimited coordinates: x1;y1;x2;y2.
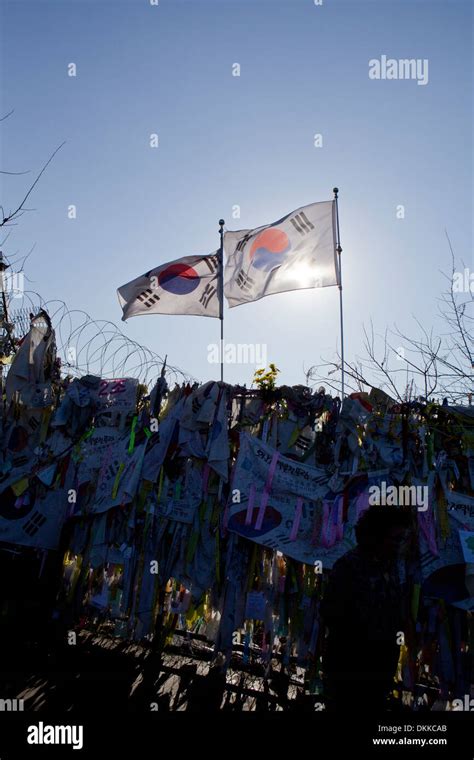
0;0;472;387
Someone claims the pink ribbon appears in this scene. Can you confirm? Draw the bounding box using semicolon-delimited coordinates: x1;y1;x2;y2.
290;497;303;541
255;490;270;531
418;505;438;556
255;451;280;531
245;483;256;526
320;497;343;548
320;500;331;548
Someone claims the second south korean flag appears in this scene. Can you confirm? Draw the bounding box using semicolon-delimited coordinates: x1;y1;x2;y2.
224;200;339;308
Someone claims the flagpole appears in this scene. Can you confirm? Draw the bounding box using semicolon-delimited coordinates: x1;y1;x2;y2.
333;188;345;398
219;219;225;383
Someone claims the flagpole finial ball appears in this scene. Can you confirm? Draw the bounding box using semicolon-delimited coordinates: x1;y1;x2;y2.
333;187;339;197
219;219;225;226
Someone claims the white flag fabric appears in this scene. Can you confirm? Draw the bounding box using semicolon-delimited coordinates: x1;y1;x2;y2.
224;200;338;308
117;253;221;320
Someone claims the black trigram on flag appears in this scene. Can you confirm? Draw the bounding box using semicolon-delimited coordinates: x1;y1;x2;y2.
136;288;161;309
23;510;47;536
295;433;312;452
199;283;217;308
289;211;315;236
236;269;255;292
203;254;219;273
236;233;253;253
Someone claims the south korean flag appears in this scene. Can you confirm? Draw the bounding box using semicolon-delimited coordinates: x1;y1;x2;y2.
117;253;221;320
224;200;338;308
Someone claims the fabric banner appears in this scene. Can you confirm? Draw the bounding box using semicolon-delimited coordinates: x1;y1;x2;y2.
232;432;329;498
5;311;55;404
0;487;70;550
96;378;139;413
156;461;203;524
419;515;466;581
76;427;121;486
206;390;230;481
419;494;474;580
227;433;356;567
91;439;148;513
142;400;184;482
224;200;337;308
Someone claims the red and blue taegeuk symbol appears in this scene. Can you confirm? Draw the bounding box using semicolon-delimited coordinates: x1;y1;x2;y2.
157;263;200;295
249;228;291;272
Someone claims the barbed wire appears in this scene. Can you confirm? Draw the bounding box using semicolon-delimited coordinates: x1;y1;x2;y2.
8;289;197;388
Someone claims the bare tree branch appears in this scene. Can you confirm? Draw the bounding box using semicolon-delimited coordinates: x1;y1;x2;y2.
0;109;14;123
0;141;66;227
